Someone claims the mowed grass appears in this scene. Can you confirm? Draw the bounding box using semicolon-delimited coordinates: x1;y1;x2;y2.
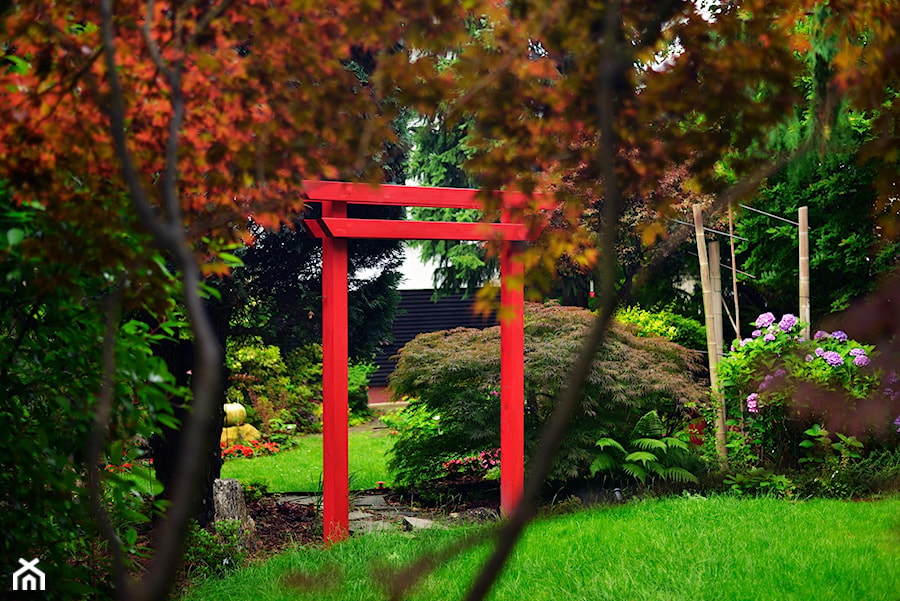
221;427;393;492
183;496;900;601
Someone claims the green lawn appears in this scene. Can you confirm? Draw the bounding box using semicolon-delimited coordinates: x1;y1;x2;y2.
221;428;393;492
184;496;900;601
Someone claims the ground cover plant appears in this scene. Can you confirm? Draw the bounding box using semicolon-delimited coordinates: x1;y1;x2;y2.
387;302;706;487
221;429;393;493
181;496;900;601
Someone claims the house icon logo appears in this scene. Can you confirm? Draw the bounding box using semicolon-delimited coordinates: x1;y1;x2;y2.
13;558;45;591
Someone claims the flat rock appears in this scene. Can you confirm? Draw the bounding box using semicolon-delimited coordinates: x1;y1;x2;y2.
353;495;387;507
277;495;319;506
348;510;374;521
402;516;442;531
349;520;395;534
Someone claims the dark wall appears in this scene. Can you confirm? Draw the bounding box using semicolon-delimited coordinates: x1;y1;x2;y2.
371;289;497;386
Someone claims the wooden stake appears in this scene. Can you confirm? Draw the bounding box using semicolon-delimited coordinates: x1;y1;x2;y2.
693;205;728;467
728;206;741;340
709;241;724;362
799;206;810;338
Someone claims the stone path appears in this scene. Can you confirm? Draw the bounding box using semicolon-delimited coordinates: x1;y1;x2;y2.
275;493;498;535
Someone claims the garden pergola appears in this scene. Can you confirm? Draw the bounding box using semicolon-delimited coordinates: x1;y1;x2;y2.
302;180;550;542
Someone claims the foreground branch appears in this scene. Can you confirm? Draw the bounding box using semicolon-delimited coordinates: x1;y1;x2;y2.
100;3;223;600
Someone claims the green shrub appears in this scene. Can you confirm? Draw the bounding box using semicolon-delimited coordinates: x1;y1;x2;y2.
226;337;319;432
723;468;796;499
710;312;899;471
615;305;707;351
387;302;706;487
181;519;248;580
348;361;376;421
1;188;183;599
226;341;377;433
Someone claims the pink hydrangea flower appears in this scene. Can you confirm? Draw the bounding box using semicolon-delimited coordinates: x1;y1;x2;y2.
754;312;776;328
746;393;759;413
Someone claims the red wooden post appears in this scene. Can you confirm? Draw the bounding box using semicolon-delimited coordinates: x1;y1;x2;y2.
321;199;349;543
500;238;525;516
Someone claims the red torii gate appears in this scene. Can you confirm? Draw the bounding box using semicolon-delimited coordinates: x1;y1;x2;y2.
302;180;549;542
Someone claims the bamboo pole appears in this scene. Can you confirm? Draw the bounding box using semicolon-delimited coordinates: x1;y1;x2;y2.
799;206;810;338
709;241;724;362
693;205;727;466
728;206;741;340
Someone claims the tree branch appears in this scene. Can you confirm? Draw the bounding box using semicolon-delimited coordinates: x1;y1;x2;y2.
100;3;223;600
464;3;627;598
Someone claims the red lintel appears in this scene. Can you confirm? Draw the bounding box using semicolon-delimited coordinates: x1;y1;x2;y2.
306;218;535;241
302;180;557;211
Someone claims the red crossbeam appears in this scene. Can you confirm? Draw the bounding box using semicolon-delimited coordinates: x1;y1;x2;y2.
302;180;556;210
305;218;534;241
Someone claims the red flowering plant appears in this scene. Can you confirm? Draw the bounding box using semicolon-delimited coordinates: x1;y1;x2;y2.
220;439;280;460
442;448;501;480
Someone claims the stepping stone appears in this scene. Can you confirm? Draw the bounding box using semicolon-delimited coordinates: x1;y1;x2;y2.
277;495;319;506
348;510;374;521
353;495;387;507
350;520;395;534
402;516;442;531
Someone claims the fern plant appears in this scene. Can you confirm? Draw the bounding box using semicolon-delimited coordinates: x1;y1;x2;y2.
590;411;699;485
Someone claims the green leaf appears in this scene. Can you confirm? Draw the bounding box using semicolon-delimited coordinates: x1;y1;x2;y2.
594;438;626;453
621;463;648;483
662;436;689;451
6;228;24;247
5;55;30;74
660;467;699;484
630;437;667;452
217;251;244;267
123;527;138;548
624;450;658;464
589;453;617;475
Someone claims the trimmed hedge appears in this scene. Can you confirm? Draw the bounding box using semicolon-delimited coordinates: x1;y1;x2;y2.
387;302;706;486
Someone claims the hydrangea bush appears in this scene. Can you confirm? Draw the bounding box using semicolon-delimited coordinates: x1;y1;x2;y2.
715;312;898;470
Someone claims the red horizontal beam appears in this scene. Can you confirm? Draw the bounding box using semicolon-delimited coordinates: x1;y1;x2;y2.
302;180;556;211
305;218;535;241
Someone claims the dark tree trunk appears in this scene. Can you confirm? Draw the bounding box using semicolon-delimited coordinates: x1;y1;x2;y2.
150;299;230;527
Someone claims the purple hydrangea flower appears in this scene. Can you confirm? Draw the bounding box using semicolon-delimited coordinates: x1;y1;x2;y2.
849;348;866;357
894;415;900;434
764;332;776;342
815;347;825;357
747;393;759;413
740;338;752;347
823;351;844;366
805;354;814;362
888;372;900;385
813;330;829;340
755;312;776;328
831;330;848;342
853;355;870;367
752;329;762;338
774;369;787;378
778;314;798;332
